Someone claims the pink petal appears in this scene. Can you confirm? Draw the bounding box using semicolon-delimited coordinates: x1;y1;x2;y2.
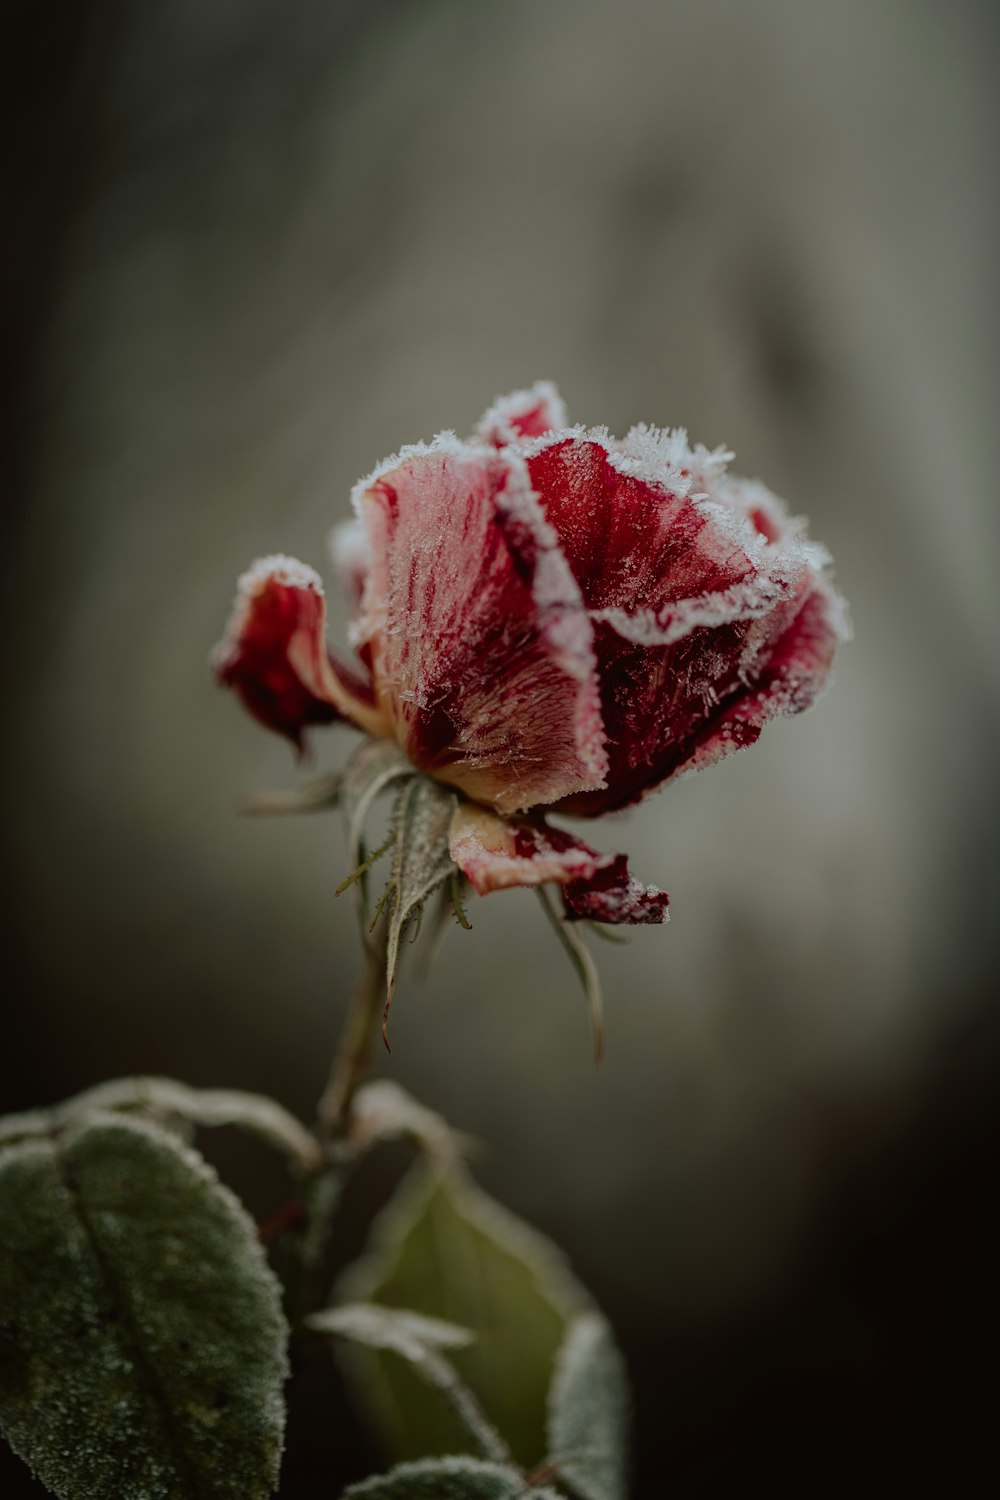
520;433;845;815
449;804;608;893
476;381;568;447
353;438;607;814
449;804;668;925
213;555;386;748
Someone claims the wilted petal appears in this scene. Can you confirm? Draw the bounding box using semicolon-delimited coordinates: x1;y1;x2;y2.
476;381;568;447
449;804;667;925
522;433;845;814
561;854;669;925
353;438;607;814
213;555;386;748
672;578;847;777
449;804;607;894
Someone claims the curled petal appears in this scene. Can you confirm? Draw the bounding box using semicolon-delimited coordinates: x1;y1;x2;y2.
673;578;848;777
213;555;387;748
449;804;607;894
353;438;607;814
521;433;846;814
476;381;567;447
561;855;669;925
449;804;667;925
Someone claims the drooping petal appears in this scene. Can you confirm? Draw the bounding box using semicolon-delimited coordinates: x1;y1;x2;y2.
561;855;669;925
213;555;387;748
449;804;607;893
448;804;668;925
520;432;846;815
352;437;608;815
476;381;567;447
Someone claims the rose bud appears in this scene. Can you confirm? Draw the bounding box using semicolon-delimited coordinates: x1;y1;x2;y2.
214;383;847;931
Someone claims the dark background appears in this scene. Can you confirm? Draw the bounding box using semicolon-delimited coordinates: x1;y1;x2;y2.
2;1;998;1494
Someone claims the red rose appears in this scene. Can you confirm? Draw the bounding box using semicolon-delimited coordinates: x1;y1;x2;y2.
215;384;847;926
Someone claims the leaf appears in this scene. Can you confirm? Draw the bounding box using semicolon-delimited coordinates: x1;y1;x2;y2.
0;1113;289;1500
537;886;605;1063
311;1303;509;1464
341;739;416;926
380;777;458;1034
348;1080;475;1166
0;1076;321;1173
310;1301;476;1354
240;768;343;815
546;1314;629;1500
340;1455;562;1499
336;1161;589;1469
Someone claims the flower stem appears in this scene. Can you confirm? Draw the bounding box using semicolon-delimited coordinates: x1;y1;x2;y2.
317;924;389;1144
284;929;390;1322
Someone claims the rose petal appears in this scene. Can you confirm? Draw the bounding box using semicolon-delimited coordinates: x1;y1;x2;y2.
449;804;609;894
671;578;848;778
520;433;845;814
476;381;568;447
449;804;668;924
353;437;607;814
561;854;669;925
213;555;386;748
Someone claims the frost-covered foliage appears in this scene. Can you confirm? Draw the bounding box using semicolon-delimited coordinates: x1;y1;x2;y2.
0;1113;288;1500
334;1161;589;1469
548;1315;630;1500
340;1456;563;1499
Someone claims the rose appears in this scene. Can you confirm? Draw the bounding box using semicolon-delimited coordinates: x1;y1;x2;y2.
215;383;847;925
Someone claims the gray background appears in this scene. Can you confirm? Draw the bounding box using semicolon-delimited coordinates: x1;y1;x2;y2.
3;2;997;1494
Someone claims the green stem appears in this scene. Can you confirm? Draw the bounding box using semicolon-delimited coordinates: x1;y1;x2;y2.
287;927;390;1320
316;924;389;1144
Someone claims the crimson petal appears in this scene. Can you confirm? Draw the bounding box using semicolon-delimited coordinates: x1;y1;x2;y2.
213;555;385;749
449;804;667;925
521;433;846;814
476;381;567;447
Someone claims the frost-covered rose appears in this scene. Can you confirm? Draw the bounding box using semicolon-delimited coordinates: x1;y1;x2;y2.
215;383;847;925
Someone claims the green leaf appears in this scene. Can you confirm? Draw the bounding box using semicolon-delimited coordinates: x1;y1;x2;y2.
380;778;458;1030
341;740;416;927
546;1314;629;1500
311;1303;509;1464
347;1080;474;1166
336;1161;589;1469
0;1075;321;1172
310;1302;476;1354
0;1113;289;1499
341;1456;562;1499
240;768;343;815
536;886;605;1063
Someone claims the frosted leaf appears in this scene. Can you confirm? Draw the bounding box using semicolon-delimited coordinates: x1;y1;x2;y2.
310;1303;509;1464
380;777;459;1028
547;1314;629;1500
536;886;605;1064
240;769;343;816
336;1160;588;1468
310;1302;475;1354
341;1456;562;1499
348;1080;473;1165
340;738;416;932
0;1113;288;1500
0;1075;322;1173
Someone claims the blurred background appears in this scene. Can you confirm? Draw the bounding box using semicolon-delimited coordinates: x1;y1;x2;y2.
2;1;997;1494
